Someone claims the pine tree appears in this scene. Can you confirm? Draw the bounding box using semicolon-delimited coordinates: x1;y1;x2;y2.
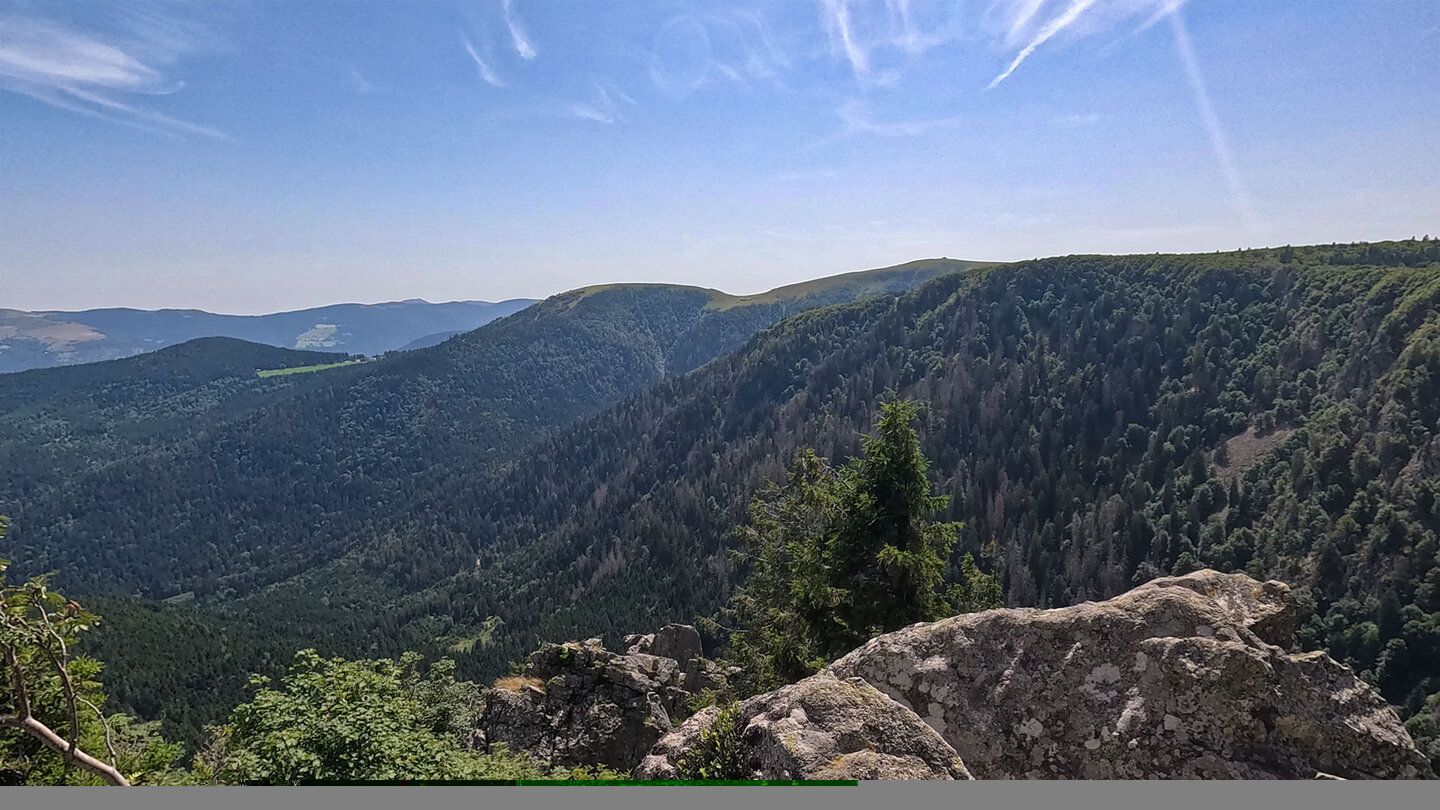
725;398;1000;691
830;398;964;643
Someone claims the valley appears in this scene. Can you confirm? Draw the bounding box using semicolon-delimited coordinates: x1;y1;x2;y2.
3;242;1439;777
5;0;1435;787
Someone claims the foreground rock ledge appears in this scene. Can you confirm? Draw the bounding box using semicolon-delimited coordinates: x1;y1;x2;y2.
637;670;973;780
470;638;688;771
470;626;736;773
827;569;1432;779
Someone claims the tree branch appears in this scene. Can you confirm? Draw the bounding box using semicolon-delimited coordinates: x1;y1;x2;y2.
78;696;120;770
33;601;82;762
4;645;30;718
0;713;130;785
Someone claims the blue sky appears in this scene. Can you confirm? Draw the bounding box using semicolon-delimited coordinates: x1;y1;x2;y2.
2;0;1437;314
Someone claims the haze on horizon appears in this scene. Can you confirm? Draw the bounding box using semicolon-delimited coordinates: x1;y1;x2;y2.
1;0;1437;315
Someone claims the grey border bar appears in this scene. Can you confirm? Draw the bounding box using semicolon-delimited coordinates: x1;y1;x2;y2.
2;782;1436;810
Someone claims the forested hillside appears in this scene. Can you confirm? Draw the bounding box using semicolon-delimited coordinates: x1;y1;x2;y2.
8;243;1440;757
0;339;355;522
0;259;963;602
207;241;1440;754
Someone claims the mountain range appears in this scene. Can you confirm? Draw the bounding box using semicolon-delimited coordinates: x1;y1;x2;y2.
0;298;538;373
2;243;1438;771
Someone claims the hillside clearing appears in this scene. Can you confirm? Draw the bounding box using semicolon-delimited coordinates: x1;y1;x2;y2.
255;360;361;378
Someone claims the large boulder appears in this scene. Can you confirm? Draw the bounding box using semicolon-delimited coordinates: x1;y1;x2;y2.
828;569;1432;779
471;638;689;772
637;671;972;780
1142;569;1302;646
626;623;704;665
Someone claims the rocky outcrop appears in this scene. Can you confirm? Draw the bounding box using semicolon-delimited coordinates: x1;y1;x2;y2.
828;569;1432;779
1142;568;1302;646
682;655;741;698
471;626;734;773
626;623;704;664
471;638;684;771
637;671;972;780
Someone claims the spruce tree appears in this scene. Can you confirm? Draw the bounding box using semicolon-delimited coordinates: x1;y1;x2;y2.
726;398;1000;691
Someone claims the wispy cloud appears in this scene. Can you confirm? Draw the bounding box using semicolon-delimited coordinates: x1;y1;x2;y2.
1166;7;1257;230
64;84;228;139
1135;0;1190;35
988;0;1101;89
460;32;505;87
824;98;963;143
1003;0;1052;46
649;16;717;99
814;0;967;87
984;2;1256;228
0;12;227;138
345;64;373;94
570;80;635;125
639;10;797;100
772;167;839;183
986;0;1195;88
1051;111;1102;127
502;0;537;60
821;0;870;81
886;0;966;56
725;8;791;79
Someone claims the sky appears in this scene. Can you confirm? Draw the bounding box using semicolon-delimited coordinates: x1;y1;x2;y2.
1;1;1437;314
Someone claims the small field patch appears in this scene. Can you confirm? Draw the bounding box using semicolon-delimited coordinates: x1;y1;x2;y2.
256;360;362;378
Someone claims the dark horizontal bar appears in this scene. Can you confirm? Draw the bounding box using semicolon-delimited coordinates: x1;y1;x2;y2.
293;780;858;786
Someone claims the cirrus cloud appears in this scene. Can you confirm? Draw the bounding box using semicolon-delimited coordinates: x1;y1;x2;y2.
0;10;227;139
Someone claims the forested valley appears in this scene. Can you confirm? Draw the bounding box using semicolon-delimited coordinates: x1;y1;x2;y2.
3;242;1439;775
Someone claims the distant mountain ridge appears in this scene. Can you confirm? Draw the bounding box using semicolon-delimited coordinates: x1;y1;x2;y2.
12;241;1440;766
1;256;971;605
0;298;537;373
396;330;466;352
0;255;975;747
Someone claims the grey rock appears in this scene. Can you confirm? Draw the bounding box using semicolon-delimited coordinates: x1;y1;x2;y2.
827;569;1432;779
472;640;691;772
637;671;972;780
626;623;704;665
682;656;737;697
1143;569;1301;647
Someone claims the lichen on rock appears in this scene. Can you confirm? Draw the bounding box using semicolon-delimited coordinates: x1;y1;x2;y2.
637;670;972;780
471;625;727;773
826;569;1432;779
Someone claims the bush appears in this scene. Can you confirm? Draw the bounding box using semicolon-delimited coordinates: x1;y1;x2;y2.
675;702;747;780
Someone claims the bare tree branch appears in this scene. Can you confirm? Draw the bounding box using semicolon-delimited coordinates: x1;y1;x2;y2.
78;696;119;770
32;595;82;762
0;712;130;785
4;646;30;718
3;574;129;786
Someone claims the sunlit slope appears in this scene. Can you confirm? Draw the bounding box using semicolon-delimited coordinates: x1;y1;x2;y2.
1;258;970;601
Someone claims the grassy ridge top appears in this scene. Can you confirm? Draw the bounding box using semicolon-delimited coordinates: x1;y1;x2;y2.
550;257;982;311
704;257;990;310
